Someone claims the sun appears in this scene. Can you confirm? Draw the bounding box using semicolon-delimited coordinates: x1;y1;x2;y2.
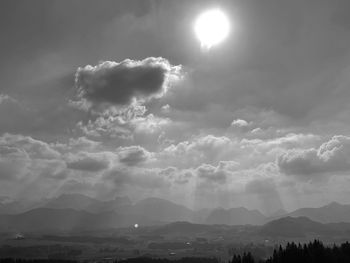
194;9;230;50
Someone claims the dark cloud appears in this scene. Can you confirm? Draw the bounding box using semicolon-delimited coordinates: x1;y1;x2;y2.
159;166;177;177
118;145;151;166
75;57;182;109
278;135;350;177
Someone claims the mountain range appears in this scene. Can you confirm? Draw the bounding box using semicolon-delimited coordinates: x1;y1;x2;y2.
1;194;350;233
284;202;350;223
148;217;350;239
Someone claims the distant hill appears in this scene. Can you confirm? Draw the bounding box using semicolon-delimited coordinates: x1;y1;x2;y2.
0;197;46;215
286;202;350;223
259;216;340;237
205;207;266;225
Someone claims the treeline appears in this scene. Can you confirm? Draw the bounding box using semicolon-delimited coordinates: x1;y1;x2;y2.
230;240;350;263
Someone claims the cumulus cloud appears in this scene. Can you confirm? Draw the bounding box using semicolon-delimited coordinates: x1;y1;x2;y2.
161;104;171;113
0;134;67;184
278;135;350;177
196;163;227;184
118;145;151;166
74;57;182;110
231;118;250;127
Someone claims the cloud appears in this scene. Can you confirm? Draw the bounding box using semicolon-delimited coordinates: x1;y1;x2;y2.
278;135;350;177
118;145;151;166
0;134;60;160
131;114;171;134
0;94;15;104
159;166;178;177
74;57;182;110
158;166;193;185
231;118;250;127
160;135;237;168
0;145;28;180
195;163;227;184
0;134;66;183
65;137;101;151
66;152;110;172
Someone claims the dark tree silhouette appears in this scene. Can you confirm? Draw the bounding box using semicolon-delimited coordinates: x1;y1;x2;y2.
230;240;350;263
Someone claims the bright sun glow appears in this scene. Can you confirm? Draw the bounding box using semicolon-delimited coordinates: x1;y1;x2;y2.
194;9;230;50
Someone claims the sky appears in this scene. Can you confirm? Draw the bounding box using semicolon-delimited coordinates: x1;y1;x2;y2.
1;0;350;215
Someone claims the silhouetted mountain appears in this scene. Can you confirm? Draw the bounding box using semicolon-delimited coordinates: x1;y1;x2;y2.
259;216;337;237
0;198;45;215
287;202;350;223
205;207;266;225
44;193;131;213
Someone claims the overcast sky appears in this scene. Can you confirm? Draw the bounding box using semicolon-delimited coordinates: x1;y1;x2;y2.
1;0;350;214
